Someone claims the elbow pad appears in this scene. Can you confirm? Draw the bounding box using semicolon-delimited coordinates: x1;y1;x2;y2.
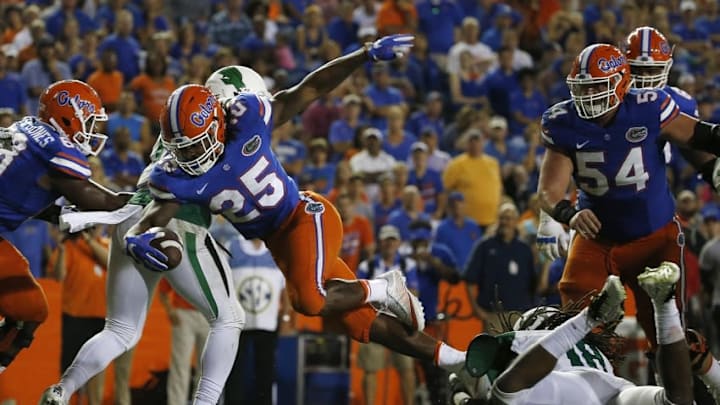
688;121;720;155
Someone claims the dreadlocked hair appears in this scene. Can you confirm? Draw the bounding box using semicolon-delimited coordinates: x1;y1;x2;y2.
494;293;627;367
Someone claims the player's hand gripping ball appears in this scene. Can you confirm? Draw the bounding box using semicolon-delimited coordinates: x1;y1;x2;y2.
125;227;183;272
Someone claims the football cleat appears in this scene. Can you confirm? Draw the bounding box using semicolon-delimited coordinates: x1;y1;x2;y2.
638;261;680;303
377;270;426;331
38;384;67;405
587;275;626;325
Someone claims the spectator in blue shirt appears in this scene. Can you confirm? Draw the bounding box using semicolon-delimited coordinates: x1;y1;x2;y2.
435;191;482;268
697;1;720;47
407;142;445;219
372;172;402;233
408;33;444;94
364;62;407;131
94;0;144;35
482;46;519;119
209;0;253;49
416;0;464;56
483;115;513;172
509;68;546;137
407;219;459;405
100;127;145;191
415;127;451;173
44;0;98;39
0;50;27;115
106;91;151;155
97;10;140;84
406;91;446;139
673;1;710;57
327;1;359;51
21;36;71;115
329;94;365;162
387;185;430;243
480;4;514;51
301;138;336;195
464;202;537;328
382;106;416;162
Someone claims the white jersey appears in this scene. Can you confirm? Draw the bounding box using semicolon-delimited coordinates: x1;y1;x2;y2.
493;331;636;405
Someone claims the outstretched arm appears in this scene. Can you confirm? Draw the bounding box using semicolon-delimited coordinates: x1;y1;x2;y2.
272;35;414;127
48;174;130;211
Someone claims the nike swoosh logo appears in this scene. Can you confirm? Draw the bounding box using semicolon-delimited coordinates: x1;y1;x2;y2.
576;141;590;149
196;183;209;195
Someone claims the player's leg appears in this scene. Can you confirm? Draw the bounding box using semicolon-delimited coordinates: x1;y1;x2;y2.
357;343;387;405
0;238;48;371
493;275;625;396
166;308;196;405
163;220;244;405
40;214;162;404
266;192;423;329
559;235;614;306
637;262;693;405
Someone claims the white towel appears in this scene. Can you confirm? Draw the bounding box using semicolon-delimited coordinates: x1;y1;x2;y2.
60;204;142;232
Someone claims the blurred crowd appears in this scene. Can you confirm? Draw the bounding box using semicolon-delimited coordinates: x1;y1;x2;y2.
5;0;720;395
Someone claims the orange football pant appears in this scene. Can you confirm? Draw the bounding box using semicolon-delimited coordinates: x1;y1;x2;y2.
0;238;49;322
560;219;683;348
264;192;377;343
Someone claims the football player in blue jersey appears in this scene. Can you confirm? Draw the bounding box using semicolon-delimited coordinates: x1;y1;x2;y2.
124;34;469;379
536;42;720;355
0;80;129;373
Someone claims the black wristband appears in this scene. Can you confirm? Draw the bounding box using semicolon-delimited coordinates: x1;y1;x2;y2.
689;121;720;155
700;159;717;191
550;199;578;226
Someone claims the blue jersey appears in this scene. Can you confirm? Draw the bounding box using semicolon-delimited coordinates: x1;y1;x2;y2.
149;93;300;240
664;85;698;117
541;89;680;242
0;117;91;233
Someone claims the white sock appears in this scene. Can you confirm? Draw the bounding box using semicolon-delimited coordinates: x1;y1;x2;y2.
700;359;720;392
652;299;684;345
363;279;388;303
538;308;594;359
435;342;466;372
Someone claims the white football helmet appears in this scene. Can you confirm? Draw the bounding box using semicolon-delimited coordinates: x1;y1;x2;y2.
512;306;561;331
205;65;271;100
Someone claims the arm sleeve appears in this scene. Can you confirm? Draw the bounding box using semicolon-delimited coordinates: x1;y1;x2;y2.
227;93;274;138
47;137;92;179
657;90;681;128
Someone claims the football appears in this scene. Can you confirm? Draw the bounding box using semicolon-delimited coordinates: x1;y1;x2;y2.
147;227;183;270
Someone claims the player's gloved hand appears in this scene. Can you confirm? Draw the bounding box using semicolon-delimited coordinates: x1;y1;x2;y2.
537;210;570;261
125;232;169;272
367;34;414;61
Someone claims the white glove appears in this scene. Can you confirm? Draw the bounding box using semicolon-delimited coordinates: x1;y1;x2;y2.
537;210;570;261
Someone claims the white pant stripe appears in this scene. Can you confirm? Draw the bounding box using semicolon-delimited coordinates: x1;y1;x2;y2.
312;210;327;297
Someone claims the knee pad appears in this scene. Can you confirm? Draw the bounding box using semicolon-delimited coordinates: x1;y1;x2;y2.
104;318;141;350
0;320;41;367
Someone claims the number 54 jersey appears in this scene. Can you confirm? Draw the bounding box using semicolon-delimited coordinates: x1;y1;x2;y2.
149;93;300;239
541;88;680;243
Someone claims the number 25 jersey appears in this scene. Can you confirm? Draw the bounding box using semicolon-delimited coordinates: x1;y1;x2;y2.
541;88;680;242
149;93;300;239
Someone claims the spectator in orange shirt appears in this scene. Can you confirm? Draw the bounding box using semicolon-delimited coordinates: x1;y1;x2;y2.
129;50;176;132
158;279;210;405
2;5;23;45
336;193;375;273
87;49;123;112
48;227;110;405
376;0;417;36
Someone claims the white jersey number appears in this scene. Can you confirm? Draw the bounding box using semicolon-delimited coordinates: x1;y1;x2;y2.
209;156;286;223
576;147;648;196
